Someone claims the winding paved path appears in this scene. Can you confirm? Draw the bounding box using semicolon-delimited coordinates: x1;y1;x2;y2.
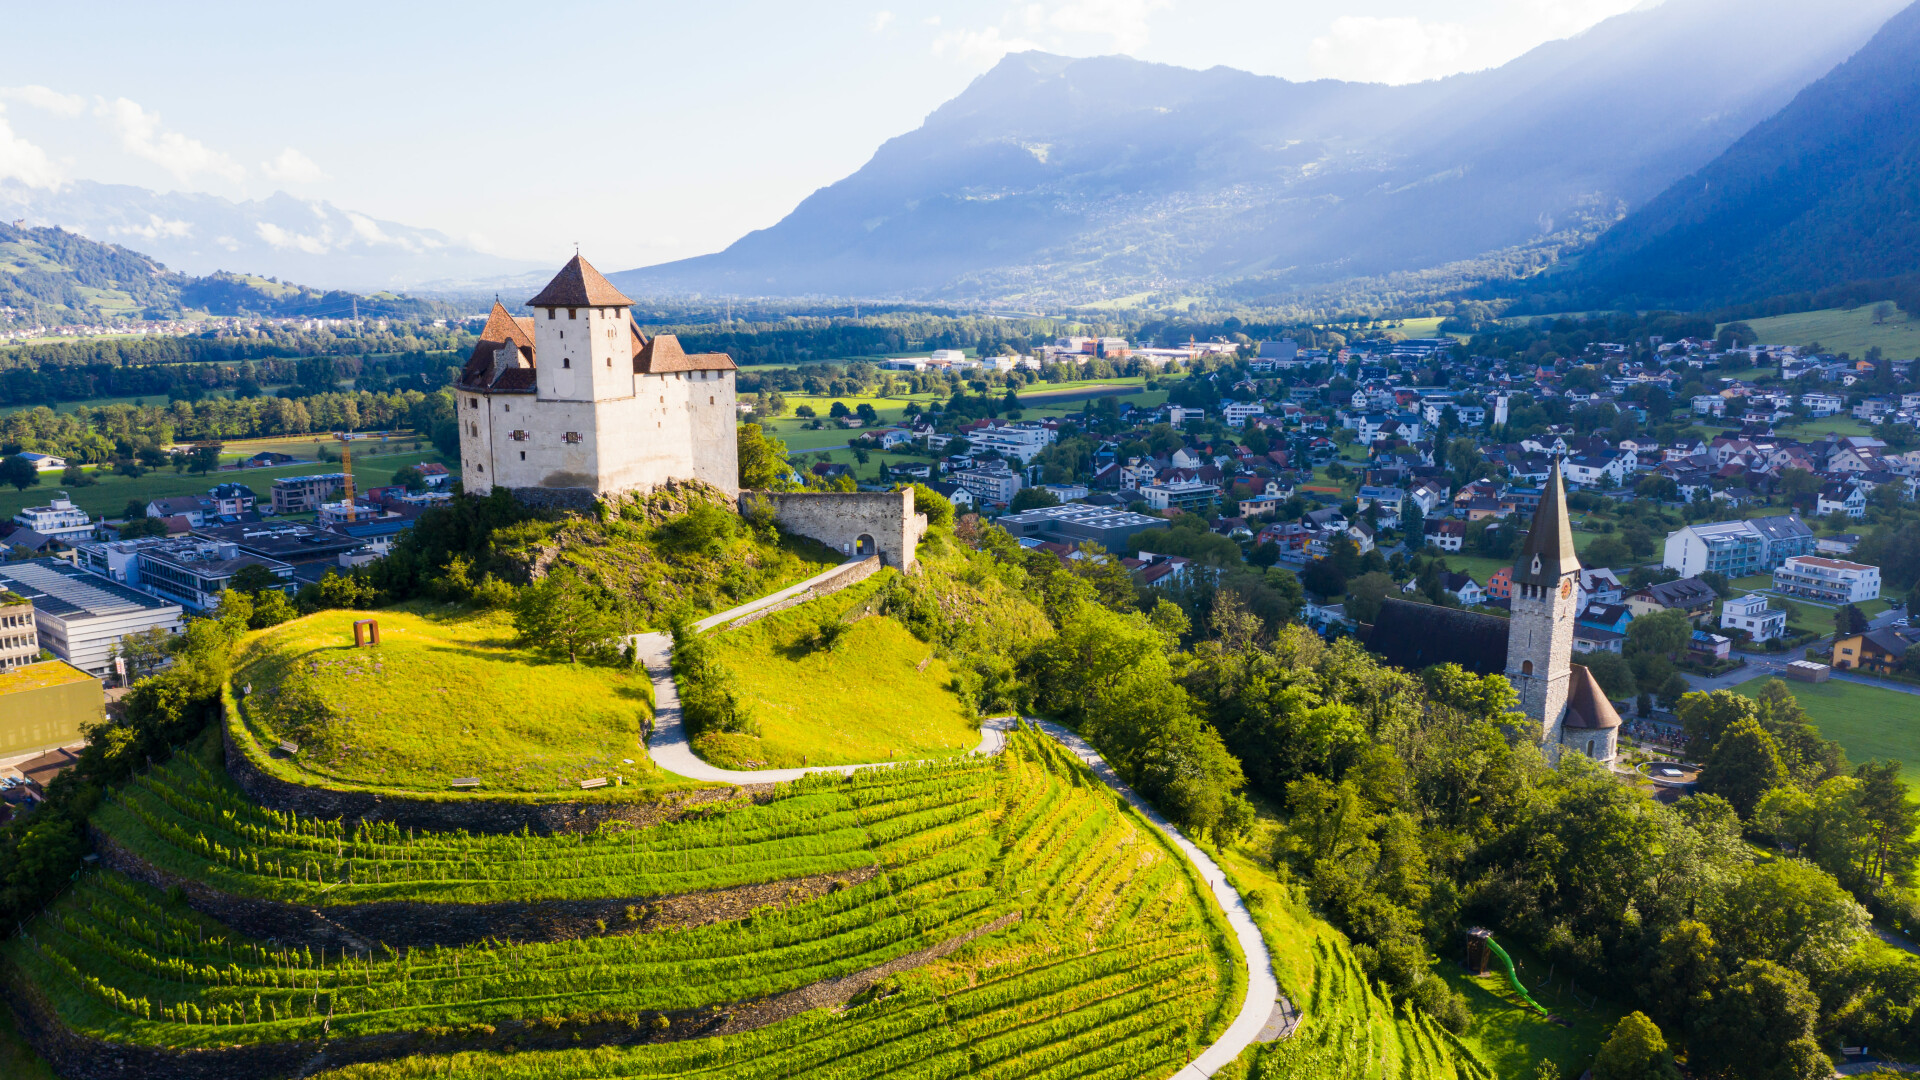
633;585;1287;1075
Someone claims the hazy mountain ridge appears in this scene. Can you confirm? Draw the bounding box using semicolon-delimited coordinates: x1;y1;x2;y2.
0;220;459;326
1557;0;1920;308
0;180;542;293
615;0;1906;304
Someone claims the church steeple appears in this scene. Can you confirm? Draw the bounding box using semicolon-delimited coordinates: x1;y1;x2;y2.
1504;457;1581;760
1512;459;1580;589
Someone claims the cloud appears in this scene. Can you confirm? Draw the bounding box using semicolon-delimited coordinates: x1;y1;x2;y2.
109;214;194;241
871;10;893;32
0;85;85;116
95;96;245;183
0;107;64;189
933;25;1044;64
260;147;328;184
1029;0;1171;53
1308;16;1473;84
1308;1;1647;84
255;221;331;254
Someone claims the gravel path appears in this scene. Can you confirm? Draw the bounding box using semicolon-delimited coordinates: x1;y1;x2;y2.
635;586;1290;1074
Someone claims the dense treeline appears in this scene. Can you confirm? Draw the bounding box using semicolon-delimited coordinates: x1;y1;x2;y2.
0;349;465;407
0;389;456;461
643;313;1062;366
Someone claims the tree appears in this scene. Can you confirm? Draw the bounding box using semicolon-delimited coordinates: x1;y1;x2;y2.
737;423;792;490
901;483;954;528
1592;1012;1681;1080
1343;572;1396;624
1581;651;1638;701
1627;608;1693;660
1;455;40;492
228;564;283;595
511;566;622;663
1009;487;1059;512
1690;961;1832;1080
59;465;95;488
188;443;221;475
1711;860;1869;978
391;465;427;492
1699;716;1787;816
1585;535;1631;567
1834;603;1868;638
828;400;851;418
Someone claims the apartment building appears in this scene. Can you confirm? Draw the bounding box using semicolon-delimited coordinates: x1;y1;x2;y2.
1773;555;1880;605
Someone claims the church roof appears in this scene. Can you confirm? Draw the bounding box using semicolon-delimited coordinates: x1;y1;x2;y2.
1511;459;1580;589
1364;598;1509;675
527;254;633;307
1562;664;1622;730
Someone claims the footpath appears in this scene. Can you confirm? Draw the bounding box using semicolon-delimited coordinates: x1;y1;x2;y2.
632;581;1291;1075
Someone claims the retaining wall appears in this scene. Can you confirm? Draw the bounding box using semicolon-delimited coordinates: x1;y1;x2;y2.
713;556;883;632
747;490;926;570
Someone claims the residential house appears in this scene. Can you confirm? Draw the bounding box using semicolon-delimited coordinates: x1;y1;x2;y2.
948;465;1022;506
1721;593;1787;643
1486;567;1513;600
1424;518;1466;552
1625;577;1718;623
1830;626;1920;675
1441;572;1486;606
11;494;93;543
1773;555;1880;605
1689;631;1733;663
1816;482;1866;518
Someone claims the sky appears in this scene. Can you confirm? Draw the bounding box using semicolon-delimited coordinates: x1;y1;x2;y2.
0;0;1660;272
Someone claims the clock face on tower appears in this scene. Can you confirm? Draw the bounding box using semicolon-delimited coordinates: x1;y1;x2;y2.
1560;578;1573;599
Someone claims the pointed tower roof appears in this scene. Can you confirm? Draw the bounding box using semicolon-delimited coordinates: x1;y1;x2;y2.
1511;458;1580;588
526;254;633;307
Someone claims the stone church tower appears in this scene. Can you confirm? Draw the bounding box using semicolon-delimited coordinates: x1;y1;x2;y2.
1505;460;1582;756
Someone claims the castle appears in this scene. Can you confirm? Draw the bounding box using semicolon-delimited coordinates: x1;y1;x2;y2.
1365;460;1621;763
456;255;739;508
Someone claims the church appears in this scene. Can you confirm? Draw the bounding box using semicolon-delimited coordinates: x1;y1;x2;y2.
1365;461;1622;763
455;254;740;508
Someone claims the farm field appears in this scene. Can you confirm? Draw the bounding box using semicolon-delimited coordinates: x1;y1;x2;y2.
0;445;450;521
1723;303;1920;359
755;377;1160;454
692;574;979;770
8;730;1241;1079
229;606;674;797
1736;676;1920;783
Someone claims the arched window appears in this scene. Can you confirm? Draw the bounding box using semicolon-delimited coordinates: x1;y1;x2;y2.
1521;660;1534;676
1587;739;1596;757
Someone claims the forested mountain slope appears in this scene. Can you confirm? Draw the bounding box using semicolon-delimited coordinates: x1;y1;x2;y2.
0;221;458;325
1560;0;1920;308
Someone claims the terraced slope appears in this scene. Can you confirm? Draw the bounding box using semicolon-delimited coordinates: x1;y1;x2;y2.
1253;940;1493;1080
5;732;1240;1079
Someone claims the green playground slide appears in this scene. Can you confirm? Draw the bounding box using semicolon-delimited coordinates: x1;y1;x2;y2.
1483;935;1551;1017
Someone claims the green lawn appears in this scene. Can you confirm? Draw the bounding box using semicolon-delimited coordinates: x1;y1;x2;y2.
1723;304;1920;358
1737;677;1920;782
695;574;979;770
0;445;450;521
757;378;1162;454
1431;934;1628;1080
231;604;674;795
0;1008;53;1080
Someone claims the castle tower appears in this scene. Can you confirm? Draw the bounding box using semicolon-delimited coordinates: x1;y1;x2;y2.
1505;460;1581;754
528;255;636;404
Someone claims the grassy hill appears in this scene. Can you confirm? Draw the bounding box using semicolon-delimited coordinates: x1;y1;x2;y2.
229;605;672;796
1720;303;1920;358
5;730;1242;1078
692;574;981;770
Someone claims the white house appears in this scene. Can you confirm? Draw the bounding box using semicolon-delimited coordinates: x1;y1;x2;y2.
11;493;93;542
1774;555;1880;605
1721;593;1787;643
1816;482;1866;519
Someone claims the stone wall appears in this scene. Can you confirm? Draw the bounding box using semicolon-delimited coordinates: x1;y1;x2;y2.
747;490;927;570
224;721;757;836
712;556;882;632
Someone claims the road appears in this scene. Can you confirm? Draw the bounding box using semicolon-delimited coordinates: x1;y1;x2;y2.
1682;605;1909;694
634;583;1292;1075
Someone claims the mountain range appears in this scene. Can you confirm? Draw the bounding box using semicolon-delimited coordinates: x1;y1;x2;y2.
1555;0;1920;309
613;0;1908;304
0;180;542;293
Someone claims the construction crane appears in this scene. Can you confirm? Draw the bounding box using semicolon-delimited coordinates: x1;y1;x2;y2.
335;432;355;523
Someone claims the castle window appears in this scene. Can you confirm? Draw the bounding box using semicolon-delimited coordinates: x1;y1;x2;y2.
547;309;555;319
563;432;583;444
503;403;510;412
475;463;483;472
468;397;478;409
710;396;715;405
520;451;526;460
468;422;478;437
508;430;529;442
1521;660;1533;676
568;308;577;319
563;358;570;368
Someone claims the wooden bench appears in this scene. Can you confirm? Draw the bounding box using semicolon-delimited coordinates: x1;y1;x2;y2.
276;740;300;755
450;777;481;789
579;777;608;790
